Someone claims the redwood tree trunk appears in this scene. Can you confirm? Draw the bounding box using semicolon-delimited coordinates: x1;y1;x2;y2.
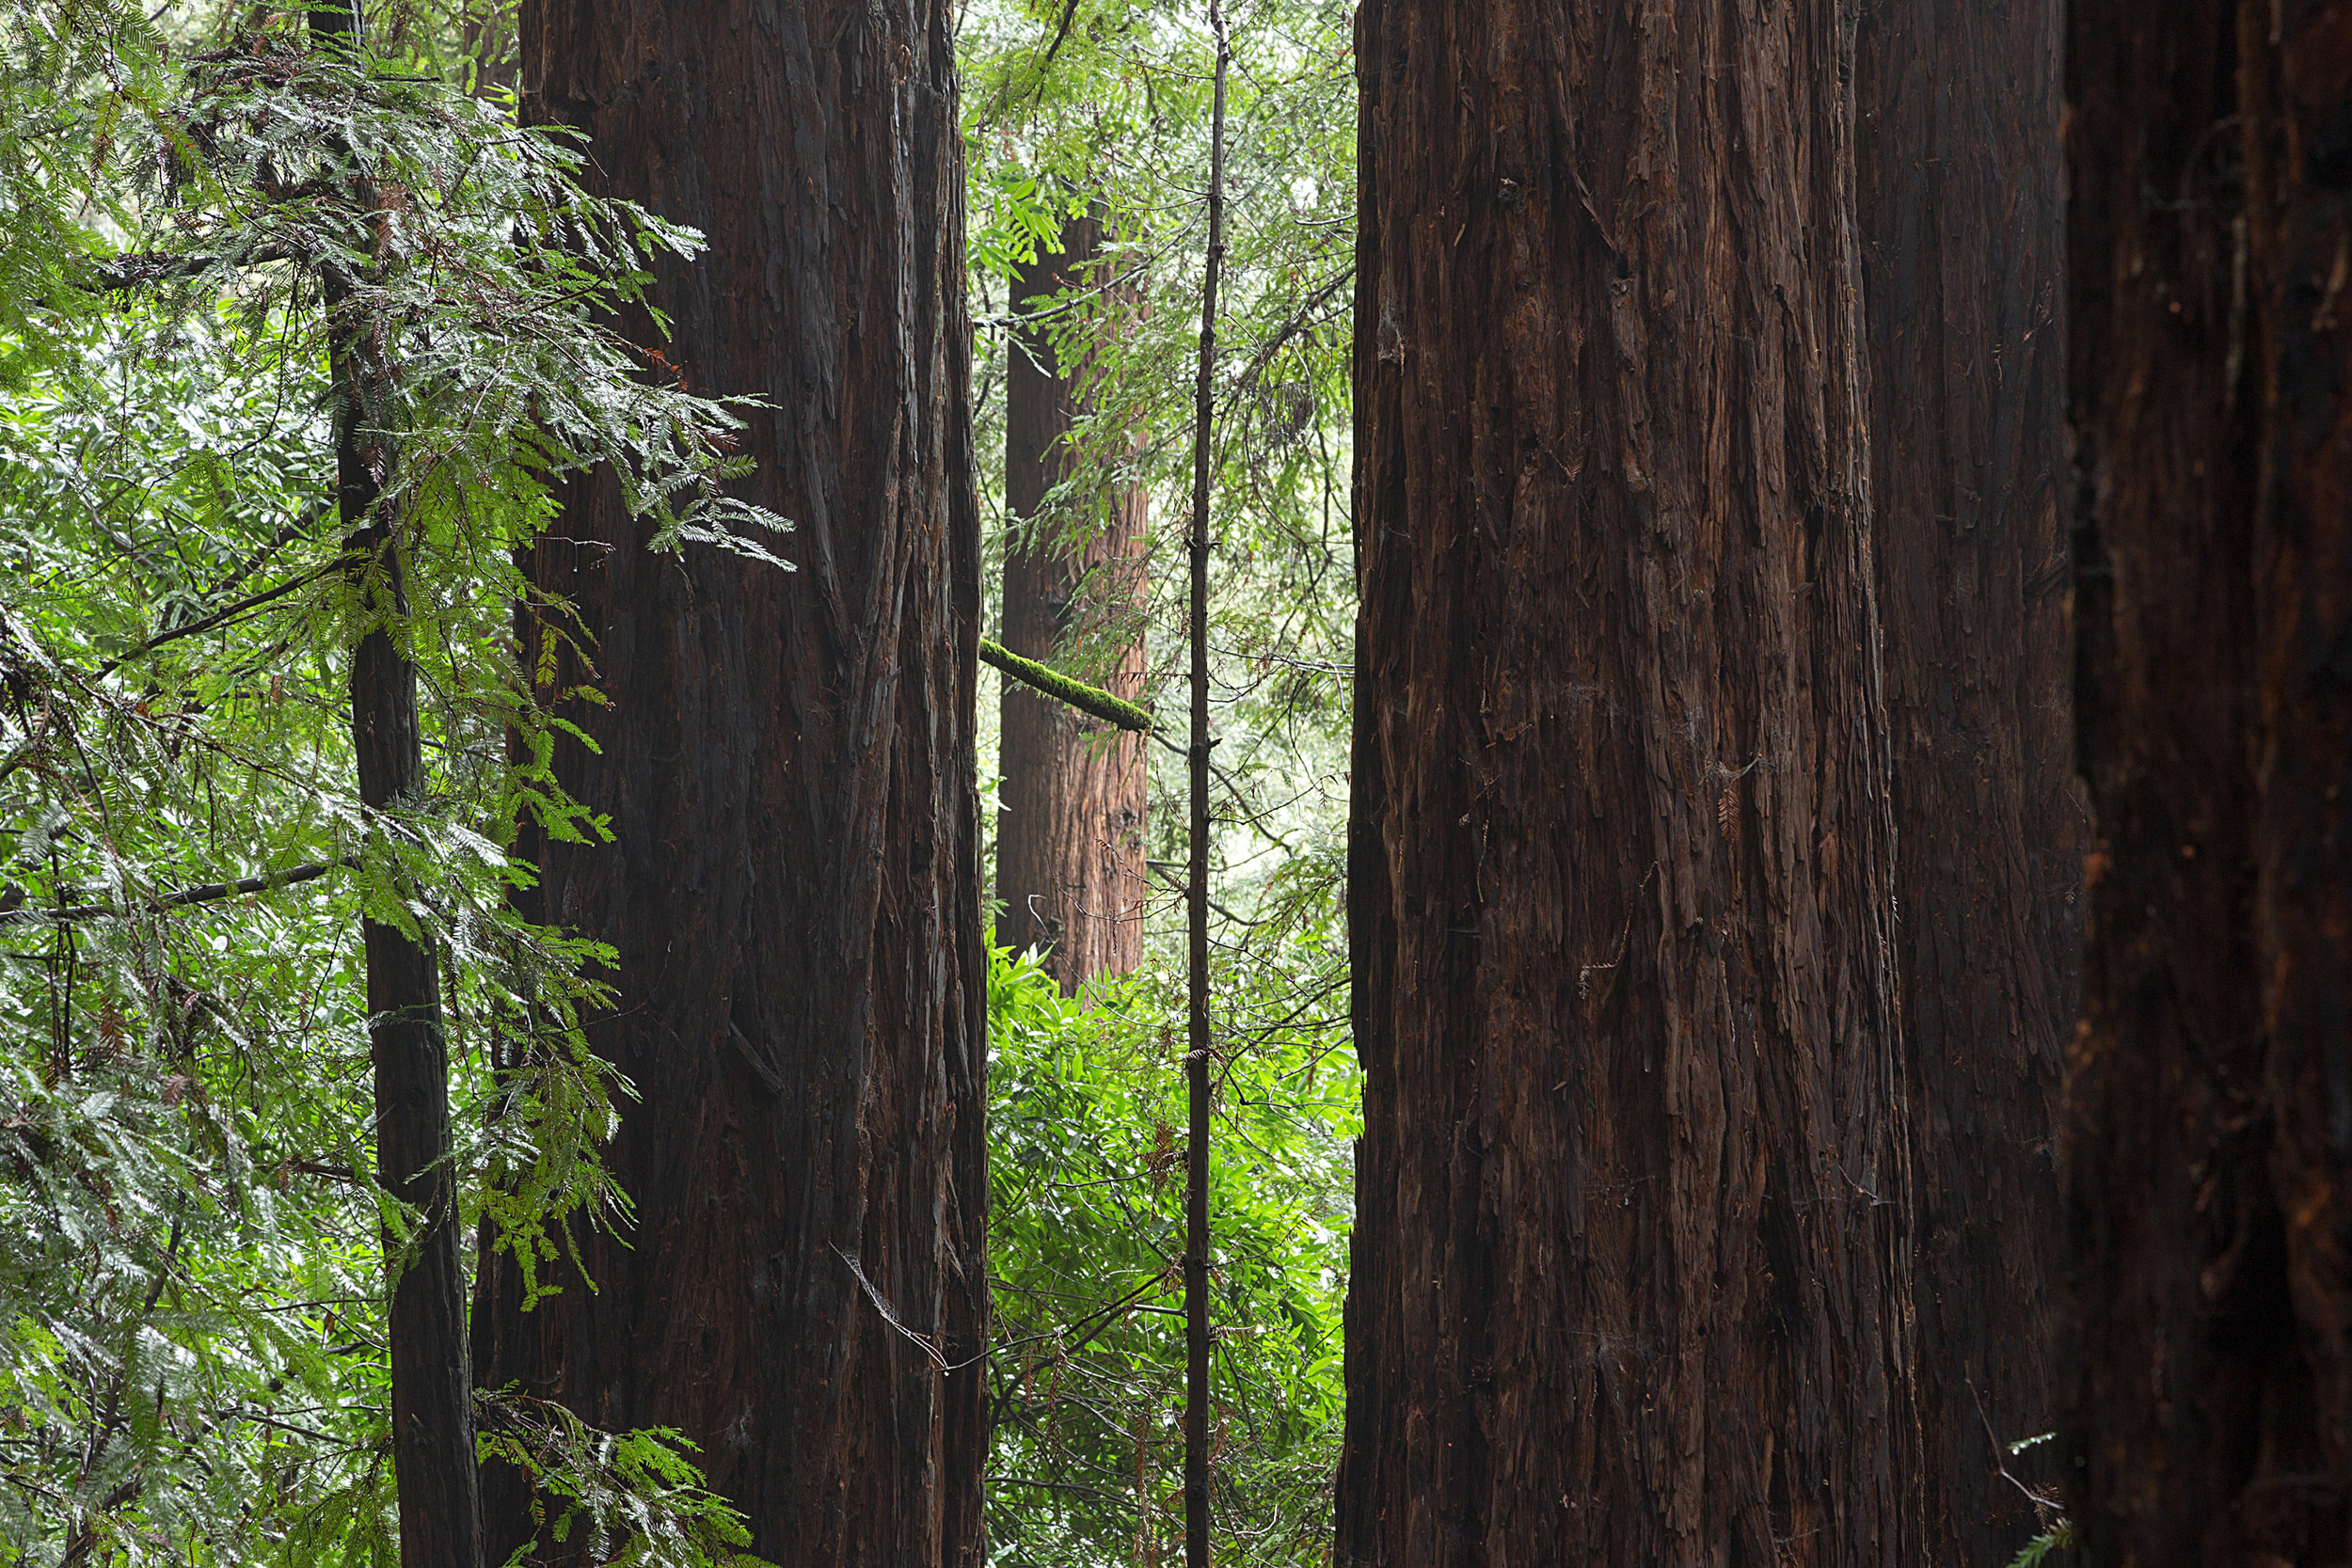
1338;2;1922;1562
1854;0;2083;1559
2064;1;2352;1559
470;3;986;1564
995;212;1148;990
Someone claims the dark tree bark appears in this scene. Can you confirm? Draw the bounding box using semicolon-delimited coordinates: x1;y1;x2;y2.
2064;1;2352;1560
340;299;487;1568
1183;24;1228;1566
1855;0;2084;1558
470;3;986;1565
996;210;1148;990
316;6;485;1566
346;470;485;1568
1338;2;1923;1563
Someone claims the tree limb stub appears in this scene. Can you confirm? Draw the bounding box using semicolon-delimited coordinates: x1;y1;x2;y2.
980;636;1152;734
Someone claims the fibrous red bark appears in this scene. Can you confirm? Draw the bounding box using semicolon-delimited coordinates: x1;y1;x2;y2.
1338;2;1923;1561
471;3;986;1563
996;210;1148;990
2065;1;2352;1559
1855;0;2084;1557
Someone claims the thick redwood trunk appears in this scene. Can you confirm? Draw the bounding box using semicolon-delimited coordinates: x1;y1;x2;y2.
2064;1;2352;1560
995;212;1147;990
1338;2;1922;1562
1854;0;2083;1559
471;3;986;1565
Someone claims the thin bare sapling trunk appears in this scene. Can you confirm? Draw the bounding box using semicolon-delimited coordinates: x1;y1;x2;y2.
1184;12;1229;1568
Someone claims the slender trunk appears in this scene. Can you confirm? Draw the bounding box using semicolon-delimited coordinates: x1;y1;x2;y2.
471;1;986;1563
1337;1;1923;1561
315;6;485;1565
2063;1;2352;1558
346;451;484;1568
1184;22;1227;1568
1854;0;2083;1558
996;209;1148;990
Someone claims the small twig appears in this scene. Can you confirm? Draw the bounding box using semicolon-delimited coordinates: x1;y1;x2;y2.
1143;860;1256;927
94;556;350;680
1;857;358;927
1039;0;1083;68
86;246;298;293
987;1473;1130;1505
834;1244;986;1373
1970;1379;2064;1522
172;502;333;621
1230;266;1354;397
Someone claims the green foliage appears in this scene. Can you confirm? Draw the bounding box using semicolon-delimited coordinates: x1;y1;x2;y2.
2007;1520;2074;1568
987;895;1356;1566
476;1396;771;1568
0;1;772;1560
964;6;1363;1561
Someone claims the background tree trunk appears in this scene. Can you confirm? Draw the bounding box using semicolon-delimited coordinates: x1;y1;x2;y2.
471;3;986;1564
2064;1;2352;1559
1854;0;2083;1558
995;211;1148;990
1337;2;1923;1562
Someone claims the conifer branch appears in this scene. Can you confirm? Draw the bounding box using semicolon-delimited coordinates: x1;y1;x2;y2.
0;857;357;926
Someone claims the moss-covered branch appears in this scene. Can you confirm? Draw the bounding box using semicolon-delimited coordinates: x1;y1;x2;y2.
979;637;1153;733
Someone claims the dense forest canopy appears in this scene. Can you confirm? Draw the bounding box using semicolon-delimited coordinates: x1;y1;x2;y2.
3;1;2348;1566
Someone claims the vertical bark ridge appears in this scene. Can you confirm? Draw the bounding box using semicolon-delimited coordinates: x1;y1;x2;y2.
1855;0;2083;1558
1340;2;1924;1562
473;2;985;1563
2065;0;2352;1559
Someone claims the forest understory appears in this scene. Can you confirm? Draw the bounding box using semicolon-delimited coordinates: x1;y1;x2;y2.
0;2;2346;1567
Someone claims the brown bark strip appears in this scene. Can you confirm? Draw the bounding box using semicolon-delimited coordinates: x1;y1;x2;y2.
471;1;986;1563
995;209;1149;990
1855;0;2084;1558
2064;0;2352;1558
1337;0;1924;1561
1184;17;1229;1567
